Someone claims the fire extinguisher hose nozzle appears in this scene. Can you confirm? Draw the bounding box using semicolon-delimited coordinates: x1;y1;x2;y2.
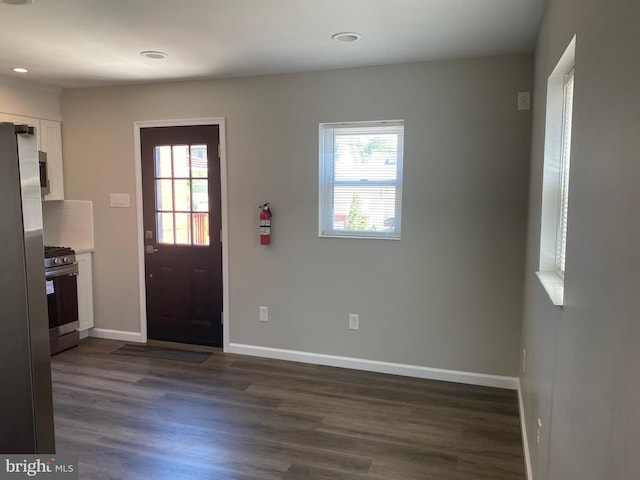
260;203;272;216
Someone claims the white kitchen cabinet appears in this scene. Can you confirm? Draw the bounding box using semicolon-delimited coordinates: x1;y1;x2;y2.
0;114;64;200
76;252;94;335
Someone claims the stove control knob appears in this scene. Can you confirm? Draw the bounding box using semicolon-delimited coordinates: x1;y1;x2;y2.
63;256;69;263
54;258;61;265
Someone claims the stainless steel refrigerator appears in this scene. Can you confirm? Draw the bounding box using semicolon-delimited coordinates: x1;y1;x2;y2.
0;122;55;453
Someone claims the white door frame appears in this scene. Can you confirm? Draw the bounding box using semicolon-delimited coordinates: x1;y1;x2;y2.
133;118;230;351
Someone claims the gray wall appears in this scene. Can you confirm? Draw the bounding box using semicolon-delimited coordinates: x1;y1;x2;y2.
520;0;640;478
62;54;532;376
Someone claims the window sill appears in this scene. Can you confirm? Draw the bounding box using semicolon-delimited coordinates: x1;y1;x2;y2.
536;271;565;306
319;233;401;241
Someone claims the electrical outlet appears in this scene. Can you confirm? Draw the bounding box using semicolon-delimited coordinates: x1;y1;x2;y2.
349;314;359;330
522;348;526;373
259;306;268;322
518;91;531;111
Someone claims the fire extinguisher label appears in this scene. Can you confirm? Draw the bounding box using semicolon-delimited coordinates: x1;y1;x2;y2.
260;220;271;227
260;227;271;235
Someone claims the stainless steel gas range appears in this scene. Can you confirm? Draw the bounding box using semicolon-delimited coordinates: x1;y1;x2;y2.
44;246;79;354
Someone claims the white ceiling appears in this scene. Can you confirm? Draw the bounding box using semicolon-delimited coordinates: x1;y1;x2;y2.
0;0;546;88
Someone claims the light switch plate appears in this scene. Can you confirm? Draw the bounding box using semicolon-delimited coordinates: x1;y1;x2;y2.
110;193;130;208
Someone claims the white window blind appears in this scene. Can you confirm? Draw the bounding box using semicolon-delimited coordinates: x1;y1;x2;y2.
319;121;404;239
555;71;574;277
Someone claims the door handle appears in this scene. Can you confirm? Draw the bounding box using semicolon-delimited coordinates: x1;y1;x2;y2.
145;245;159;254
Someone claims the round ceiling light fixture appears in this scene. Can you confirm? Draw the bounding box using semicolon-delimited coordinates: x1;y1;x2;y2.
140;50;168;59
12;67;28;73
331;32;362;43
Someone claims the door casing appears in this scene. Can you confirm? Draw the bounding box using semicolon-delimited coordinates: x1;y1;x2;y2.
133;118;229;350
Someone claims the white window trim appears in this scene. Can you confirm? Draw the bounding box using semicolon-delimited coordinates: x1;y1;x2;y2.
537;36;576;306
318;120;404;240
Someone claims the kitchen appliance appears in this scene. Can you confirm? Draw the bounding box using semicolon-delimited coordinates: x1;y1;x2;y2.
39;150;50;196
45;246;80;354
0;122;56;453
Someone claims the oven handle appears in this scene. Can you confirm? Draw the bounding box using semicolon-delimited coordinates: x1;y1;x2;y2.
45;264;79;278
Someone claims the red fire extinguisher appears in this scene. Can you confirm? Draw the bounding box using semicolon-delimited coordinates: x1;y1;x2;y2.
259;203;272;245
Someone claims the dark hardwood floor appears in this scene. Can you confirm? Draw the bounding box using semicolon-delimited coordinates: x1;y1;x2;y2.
51;338;526;480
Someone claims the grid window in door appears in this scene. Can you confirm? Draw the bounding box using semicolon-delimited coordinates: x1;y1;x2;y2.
154;144;210;246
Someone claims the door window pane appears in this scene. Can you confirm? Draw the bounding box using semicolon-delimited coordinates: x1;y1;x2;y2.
173;145;190;178
154;143;211;246
192;179;209;212
155;180;173;211
174;180;191;211
191;145;208;178
193;213;210;246
175;213;191;245
157;213;175;244
155;146;172;178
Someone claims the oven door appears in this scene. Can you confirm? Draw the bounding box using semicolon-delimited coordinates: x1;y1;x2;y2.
46;264;79;354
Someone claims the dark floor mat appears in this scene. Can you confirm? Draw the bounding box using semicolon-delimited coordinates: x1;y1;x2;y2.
111;344;212;363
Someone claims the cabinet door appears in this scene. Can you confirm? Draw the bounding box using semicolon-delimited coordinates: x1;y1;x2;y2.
40;120;65;201
76;252;94;332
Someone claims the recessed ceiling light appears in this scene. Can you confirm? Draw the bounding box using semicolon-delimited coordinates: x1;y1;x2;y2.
0;0;33;4
140;50;168;59
331;32;362;43
12;67;28;73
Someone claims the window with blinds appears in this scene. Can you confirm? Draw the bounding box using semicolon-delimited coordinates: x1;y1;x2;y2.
555;71;574;277
537;35;575;306
319;121;404;239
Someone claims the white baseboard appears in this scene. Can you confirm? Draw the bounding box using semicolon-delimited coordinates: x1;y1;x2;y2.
518;381;534;480
228;343;518;390
89;328;144;343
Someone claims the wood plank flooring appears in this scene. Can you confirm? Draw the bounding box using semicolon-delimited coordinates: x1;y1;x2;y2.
51;338;526;480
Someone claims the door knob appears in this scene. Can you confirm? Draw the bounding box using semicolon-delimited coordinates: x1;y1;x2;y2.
145;245;158;253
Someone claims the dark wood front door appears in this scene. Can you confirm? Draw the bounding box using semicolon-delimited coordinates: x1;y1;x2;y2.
141;125;222;347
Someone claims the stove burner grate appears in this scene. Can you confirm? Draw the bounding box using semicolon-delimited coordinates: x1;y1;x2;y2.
44;246;75;258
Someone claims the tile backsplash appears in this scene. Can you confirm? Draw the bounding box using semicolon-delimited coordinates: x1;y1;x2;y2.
42;200;94;251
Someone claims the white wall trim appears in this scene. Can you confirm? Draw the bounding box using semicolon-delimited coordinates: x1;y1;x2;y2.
132;118;230;351
518;380;534;480
89;328;144;343
229;343;519;390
